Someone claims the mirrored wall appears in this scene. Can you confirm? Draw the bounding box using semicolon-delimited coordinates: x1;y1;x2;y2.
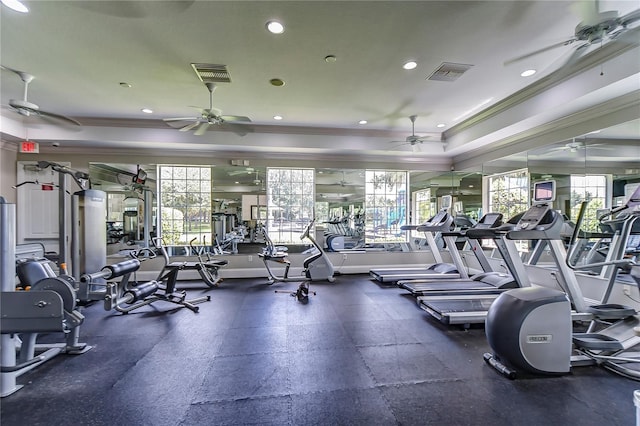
89;118;639;255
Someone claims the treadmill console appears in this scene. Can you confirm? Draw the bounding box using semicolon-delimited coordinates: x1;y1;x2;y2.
516;204;553;230
416;210;453;232
429;210;448;225
474;213;503;230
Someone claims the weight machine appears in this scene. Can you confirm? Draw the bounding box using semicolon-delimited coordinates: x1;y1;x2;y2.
1;198;90;398
80;253;211;314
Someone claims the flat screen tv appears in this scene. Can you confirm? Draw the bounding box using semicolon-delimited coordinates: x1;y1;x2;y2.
533;180;555;203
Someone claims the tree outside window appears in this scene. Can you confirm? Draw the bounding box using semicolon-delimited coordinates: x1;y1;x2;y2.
365;170;408;244
570;175;608;232
158;165;212;246
266;168;315;244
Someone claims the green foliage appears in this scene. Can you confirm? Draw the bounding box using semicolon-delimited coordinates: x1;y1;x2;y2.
488;171;529;218
570;191;604;232
159;165;212;245
161;207;184;245
365;170;408;243
266;168;315;243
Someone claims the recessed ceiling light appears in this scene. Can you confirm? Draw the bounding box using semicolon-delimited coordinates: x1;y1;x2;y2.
141;108;153;114
436;123;446;128
119;82;132;88
273;115;283;120
520;69;536;77
1;0;28;13
324;55;337;63
403;61;417;70
269;78;285;87
358;120;367;125
266;20;284;34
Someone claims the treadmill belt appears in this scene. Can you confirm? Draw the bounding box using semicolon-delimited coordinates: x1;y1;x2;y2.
370;269;459;283
419;297;496;313
402;280;495;294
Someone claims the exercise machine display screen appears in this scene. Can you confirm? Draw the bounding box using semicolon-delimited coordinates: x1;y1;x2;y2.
478;213;502;228
533;180;555;203
518;204;550;228
441;195;452;211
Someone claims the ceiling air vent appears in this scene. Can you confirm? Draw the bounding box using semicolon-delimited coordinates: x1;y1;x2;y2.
427;62;473;82
191;63;231;83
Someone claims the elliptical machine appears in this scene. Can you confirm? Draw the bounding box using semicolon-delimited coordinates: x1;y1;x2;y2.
484;183;640;380
259;220;335;302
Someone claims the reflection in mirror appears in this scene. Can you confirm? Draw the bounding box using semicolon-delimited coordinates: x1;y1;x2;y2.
90;162;270;255
527;138;587;225
89;163;157;254
315;168;365;251
407;169;482;250
211;164;266;250
411;170;482;219
482;151;529;221
584;124;640;206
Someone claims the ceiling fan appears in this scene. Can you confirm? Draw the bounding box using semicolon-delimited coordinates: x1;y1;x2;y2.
163;82;252;136
390;115;439;151
505;0;640;67
535;138;614;156
1;65;81;126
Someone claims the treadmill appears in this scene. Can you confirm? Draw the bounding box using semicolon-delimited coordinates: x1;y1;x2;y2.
417;180;562;326
369;207;467;283
398;213;519;297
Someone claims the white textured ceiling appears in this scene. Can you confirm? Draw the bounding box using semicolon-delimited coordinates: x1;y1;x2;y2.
1;0;639;169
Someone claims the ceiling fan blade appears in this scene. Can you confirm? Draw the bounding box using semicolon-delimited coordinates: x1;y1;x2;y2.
540;42;589;76
194;122;210;136
504;39;577;66
179;121;201;132
221;115;252;123
163;116;199;122
37;109;82;126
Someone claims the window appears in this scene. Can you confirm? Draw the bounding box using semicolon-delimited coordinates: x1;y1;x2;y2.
412;188;434;238
570;175;609;232
315;201;329;223
485;168;529;219
484;169;529;251
266;168;315;244
365;170;408;244
107;193;126;224
158;165;212;246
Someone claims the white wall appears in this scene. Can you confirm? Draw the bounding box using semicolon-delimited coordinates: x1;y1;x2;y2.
1;142;18;203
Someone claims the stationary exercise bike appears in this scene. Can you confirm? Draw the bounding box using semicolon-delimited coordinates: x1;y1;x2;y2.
259;220;335;302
